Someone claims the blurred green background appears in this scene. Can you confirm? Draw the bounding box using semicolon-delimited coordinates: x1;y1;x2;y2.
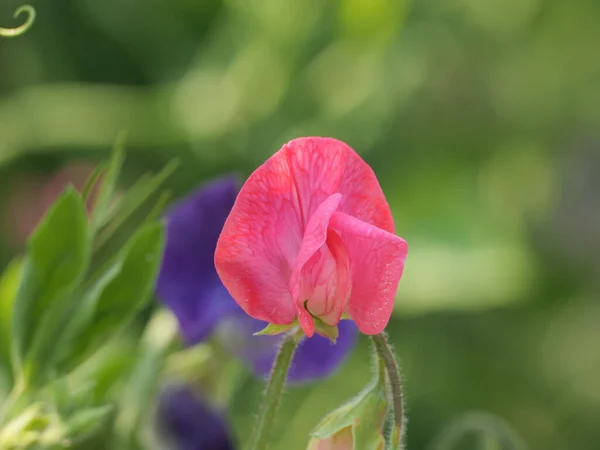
1;0;599;449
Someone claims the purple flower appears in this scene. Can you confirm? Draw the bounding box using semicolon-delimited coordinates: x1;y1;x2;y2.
157;384;235;450
156;176;358;383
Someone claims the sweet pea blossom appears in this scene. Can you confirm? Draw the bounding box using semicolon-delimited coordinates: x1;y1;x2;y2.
215;137;408;337
156;176;357;382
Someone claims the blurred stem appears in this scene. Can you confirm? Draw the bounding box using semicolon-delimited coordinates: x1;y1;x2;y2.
113;309;179;450
246;329;302;450
372;333;405;450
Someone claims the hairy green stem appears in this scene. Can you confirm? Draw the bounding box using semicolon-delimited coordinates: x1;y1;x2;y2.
246;329;302;450
372;333;405;449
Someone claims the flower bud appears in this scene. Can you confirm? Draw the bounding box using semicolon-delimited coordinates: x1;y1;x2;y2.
307;426;357;450
306;375;388;450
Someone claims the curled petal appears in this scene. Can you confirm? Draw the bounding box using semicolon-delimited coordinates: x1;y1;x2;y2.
302;229;352;327
329;212;408;335
290;193;344;336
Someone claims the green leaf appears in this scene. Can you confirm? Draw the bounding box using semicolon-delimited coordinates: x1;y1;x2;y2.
67;222;165;369
11;188;90;385
0;259;23;375
52;263;123;371
81;162;106;204
90;132;126;234
144;190;172;224
94;158;179;250
64;405;113;440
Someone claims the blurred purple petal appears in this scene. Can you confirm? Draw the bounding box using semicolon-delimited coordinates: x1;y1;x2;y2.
157;384;235;450
215;314;358;383
156;176;241;344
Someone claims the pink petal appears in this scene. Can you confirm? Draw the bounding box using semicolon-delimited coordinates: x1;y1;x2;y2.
215;153;304;324
329;212;408;335
284;137;396;234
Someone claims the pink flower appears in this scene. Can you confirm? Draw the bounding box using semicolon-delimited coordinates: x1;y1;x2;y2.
215;137;408;337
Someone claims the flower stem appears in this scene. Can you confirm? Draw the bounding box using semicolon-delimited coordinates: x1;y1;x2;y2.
372;333;405;449
246;329;302;450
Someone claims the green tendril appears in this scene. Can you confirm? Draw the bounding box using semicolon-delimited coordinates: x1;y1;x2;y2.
428;411;530;450
0;5;36;38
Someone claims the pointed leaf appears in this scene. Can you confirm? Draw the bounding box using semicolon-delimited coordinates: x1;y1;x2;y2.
90;132;126;233
52;262;123;371
68;222;165;368
144;190;172;224
94;159;179;250
81;163;105;202
64;405;113;439
11;188;90;384
0;259;23;375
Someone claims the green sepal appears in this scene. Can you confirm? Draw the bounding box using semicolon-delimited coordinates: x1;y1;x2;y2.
254;317;340;342
313;318;339;343
254;321;298;336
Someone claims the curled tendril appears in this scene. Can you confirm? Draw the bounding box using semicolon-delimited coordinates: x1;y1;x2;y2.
0;5;36;38
428;411;530;450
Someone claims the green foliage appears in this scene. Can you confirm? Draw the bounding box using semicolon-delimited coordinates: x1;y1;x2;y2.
0;137;175;448
90;133;126;236
66;222;164;370
12;188;90;386
0;260;23;380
